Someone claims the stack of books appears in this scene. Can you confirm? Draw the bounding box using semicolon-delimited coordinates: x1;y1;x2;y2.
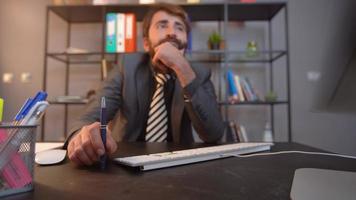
106;13;136;53
55;96;88;103
227;70;260;103
226;121;249;143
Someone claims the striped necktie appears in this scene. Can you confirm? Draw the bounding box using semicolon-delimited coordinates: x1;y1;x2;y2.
145;73;170;142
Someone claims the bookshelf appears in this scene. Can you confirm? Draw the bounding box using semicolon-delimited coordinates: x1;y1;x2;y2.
42;2;291;142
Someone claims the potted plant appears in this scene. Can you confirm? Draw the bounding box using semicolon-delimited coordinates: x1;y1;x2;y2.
265;90;278;102
208;31;224;50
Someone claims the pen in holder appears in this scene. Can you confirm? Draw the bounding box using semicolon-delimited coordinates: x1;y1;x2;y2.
0;124;37;197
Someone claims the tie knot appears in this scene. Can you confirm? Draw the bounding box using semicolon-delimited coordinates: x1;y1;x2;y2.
155;73;170;85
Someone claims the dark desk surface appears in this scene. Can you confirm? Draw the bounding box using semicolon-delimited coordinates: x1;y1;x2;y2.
5;142;356;200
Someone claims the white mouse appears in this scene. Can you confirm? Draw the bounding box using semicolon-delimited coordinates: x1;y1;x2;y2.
35;149;67;165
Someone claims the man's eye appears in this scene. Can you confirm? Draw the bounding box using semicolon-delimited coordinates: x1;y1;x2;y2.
157;24;167;29
176;26;185;32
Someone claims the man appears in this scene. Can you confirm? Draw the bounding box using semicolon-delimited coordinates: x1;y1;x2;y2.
66;3;225;166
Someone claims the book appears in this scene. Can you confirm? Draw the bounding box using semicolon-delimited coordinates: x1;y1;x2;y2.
105;13;117;53
226;70;260;102
101;59;108;80
101;59;114;80
227;70;238;101
228;121;239;142
241;77;255;101
238;125;249;142
232;122;241;142
244;77;258;101
235;124;249;142
234;74;245;102
55;96;88;103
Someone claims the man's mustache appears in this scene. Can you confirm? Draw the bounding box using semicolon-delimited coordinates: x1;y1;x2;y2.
154;37;186;50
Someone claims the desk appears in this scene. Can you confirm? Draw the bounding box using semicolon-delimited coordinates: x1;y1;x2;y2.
5;142;356;200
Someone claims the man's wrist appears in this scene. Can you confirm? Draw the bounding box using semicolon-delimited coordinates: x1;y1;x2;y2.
182;75;200;102
173;60;196;87
64;128;81;149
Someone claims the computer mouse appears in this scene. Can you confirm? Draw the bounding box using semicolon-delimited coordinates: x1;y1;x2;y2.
35;149;67;165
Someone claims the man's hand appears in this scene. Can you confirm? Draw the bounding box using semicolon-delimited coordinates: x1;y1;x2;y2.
152;42;196;87
67;122;117;166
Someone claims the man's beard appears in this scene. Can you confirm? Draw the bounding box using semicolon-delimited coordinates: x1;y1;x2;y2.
148;36;187;74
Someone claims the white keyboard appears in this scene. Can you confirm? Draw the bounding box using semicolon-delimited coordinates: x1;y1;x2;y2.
114;142;273;171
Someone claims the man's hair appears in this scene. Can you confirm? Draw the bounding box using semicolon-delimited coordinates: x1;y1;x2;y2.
142;3;191;38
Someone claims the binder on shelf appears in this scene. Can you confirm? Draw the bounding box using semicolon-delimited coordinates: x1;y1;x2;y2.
116;13;125;52
124;13;136;52
106;13;117;53
106;12;137;53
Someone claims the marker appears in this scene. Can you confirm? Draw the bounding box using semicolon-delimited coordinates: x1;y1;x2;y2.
100;97;107;170
0;98;3;123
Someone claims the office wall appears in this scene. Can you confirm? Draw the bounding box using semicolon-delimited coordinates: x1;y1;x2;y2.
271;0;356;155
0;0;50;127
0;0;355;155
292;0;356;155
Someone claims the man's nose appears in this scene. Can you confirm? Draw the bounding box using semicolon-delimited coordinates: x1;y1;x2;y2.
166;26;177;38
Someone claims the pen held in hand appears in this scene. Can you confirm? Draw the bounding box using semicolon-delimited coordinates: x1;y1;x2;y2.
100;97;107;170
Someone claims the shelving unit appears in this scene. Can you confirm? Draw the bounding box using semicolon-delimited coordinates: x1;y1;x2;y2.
42;2;291;142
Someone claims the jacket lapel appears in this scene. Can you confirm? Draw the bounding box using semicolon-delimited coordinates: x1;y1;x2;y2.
134;63;151;137
171;79;184;143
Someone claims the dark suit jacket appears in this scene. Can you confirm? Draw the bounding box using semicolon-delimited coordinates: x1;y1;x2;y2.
65;53;225;146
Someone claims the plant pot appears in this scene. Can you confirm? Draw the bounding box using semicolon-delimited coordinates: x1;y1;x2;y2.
207;40;225;50
207;41;225;61
209;43;220;50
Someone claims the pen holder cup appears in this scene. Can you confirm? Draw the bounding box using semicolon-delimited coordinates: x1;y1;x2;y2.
0;124;37;197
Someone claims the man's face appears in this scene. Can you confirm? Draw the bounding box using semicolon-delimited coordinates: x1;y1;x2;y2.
144;10;188;70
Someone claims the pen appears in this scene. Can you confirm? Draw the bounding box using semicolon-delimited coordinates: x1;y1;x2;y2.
100;97;107;170
14;98;32;123
20;91;47;119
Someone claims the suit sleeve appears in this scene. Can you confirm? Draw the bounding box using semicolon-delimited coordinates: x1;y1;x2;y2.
182;67;226;143
63;65;123;149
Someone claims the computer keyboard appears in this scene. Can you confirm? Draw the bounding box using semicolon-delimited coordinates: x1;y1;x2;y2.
114;142;273;171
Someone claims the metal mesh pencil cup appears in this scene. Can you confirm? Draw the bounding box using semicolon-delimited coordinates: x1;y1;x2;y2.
0;125;37;197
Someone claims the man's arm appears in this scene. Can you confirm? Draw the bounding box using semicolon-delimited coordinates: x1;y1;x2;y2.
65;65;123;166
64;65;123;148
153;42;225;143
182;67;225;143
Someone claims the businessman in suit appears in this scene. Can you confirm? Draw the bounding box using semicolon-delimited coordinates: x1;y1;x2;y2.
66;3;225;166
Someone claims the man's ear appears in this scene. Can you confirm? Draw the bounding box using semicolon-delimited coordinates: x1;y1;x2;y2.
143;37;149;52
